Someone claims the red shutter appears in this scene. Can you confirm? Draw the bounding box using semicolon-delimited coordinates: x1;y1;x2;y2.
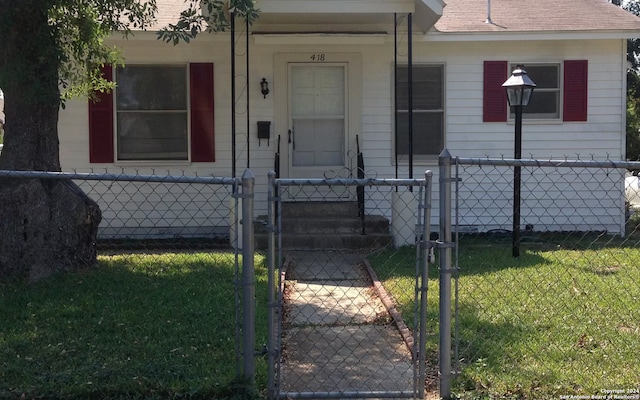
88;64;114;163
483;61;508;122
190;63;215;162
563;60;588;122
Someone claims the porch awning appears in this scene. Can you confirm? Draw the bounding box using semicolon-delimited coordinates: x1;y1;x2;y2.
253;0;445;33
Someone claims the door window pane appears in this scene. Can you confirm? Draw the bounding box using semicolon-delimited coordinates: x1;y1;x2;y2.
292;119;344;166
291;65;345;167
291;66;344;116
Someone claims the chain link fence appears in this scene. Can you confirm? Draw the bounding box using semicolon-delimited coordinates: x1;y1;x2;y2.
0;169;263;396
265;173;435;399
7;159;637;399
73;171;238;249
438;154;640;399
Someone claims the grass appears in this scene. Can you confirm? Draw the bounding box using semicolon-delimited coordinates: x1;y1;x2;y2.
369;234;640;399
3;237;638;399
0;251;268;399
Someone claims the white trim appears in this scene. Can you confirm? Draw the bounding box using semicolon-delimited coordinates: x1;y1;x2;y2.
419;0;445;15
257;0;415;14
419;31;640;42
254;34;387;45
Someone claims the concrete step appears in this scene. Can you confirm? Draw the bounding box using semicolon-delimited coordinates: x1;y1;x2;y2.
254;201;392;250
255;215;389;235
255;232;393;250
281;201;359;218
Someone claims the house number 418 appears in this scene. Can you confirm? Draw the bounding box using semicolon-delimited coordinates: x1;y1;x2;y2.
310;53;326;61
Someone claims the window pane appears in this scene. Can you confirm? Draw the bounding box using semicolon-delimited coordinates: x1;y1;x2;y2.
524;65;559;89
396;65;443;110
520;91;560;119
117;112;188;160
509;63;560;120
395;64;445;157
116;66;187;110
115;65;189;161
396;112;443;156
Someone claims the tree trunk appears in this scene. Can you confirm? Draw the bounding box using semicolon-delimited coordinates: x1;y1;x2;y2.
0;1;102;282
0;179;101;282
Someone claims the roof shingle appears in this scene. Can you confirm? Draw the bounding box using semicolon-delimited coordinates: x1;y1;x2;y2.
434;0;640;33
148;0;640;34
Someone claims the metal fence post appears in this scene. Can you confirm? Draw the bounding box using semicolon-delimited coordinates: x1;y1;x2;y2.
241;169;255;391
438;149;453;398
266;171;277;399
418;170;433;399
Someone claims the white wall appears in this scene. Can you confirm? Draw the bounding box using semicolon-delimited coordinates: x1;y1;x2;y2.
57;34;628;236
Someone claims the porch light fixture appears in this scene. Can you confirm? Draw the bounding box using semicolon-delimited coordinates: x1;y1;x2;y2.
502;65;536;258
260;77;269;98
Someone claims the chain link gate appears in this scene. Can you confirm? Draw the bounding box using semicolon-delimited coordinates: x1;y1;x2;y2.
264;172;435;399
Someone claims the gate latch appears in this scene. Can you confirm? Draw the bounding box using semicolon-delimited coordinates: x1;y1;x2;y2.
426;241;436;264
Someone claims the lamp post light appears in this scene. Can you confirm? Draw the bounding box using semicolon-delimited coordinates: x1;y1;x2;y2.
502;65;536;258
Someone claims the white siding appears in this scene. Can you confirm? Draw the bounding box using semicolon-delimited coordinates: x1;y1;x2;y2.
57;34;628;237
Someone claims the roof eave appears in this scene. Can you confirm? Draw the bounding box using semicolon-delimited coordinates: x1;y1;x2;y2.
414;0;446;33
421;29;640;42
253;0;444;33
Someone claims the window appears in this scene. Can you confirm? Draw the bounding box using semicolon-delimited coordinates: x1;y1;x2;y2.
510;63;560;120
483;60;588;123
116;65;188;161
89;63;215;164
395;64;444;159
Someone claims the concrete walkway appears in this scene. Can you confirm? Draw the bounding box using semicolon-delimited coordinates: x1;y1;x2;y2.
279;251;420;398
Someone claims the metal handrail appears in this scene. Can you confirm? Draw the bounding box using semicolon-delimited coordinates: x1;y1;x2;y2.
275;135;281;179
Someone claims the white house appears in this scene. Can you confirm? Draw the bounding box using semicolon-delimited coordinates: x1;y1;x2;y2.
57;0;640;239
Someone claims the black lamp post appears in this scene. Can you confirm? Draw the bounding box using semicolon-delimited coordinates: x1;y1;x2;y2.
502;65;536;258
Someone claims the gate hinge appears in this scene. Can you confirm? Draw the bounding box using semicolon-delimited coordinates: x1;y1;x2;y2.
441;177;463;183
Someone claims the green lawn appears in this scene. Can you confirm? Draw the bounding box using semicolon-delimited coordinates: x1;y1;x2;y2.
0;252;268;399
3;239;638;399
370;235;640;399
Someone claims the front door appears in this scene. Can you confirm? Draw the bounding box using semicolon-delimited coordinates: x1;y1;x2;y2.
288;64;347;179
274;53;362;191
